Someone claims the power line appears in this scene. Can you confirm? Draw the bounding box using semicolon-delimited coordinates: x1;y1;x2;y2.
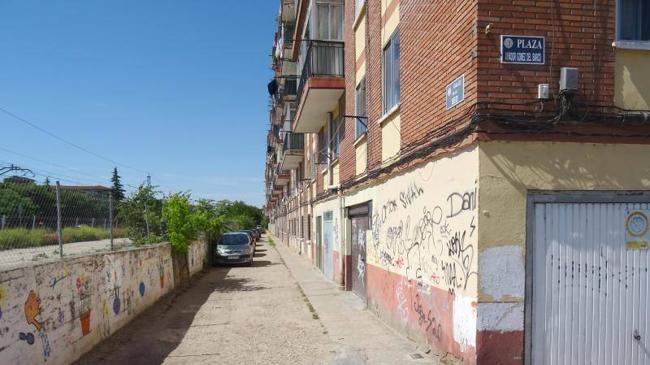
0;145;108;183
0;105;149;174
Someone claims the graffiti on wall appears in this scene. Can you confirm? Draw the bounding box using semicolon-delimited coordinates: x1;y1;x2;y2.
24;290;42;332
363;175;479;352
370;182;478;296
22;290;51;359
0;242;187;365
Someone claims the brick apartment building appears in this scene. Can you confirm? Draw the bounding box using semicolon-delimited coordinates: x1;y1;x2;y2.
264;0;650;363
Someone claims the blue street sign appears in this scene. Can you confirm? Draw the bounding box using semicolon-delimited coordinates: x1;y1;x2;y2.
446;75;465;110
500;35;545;65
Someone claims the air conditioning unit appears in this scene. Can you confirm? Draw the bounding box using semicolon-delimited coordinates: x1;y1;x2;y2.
559;67;579;92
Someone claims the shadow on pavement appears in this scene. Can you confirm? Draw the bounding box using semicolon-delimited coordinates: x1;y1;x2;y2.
74;266;231;365
251;260;275;268
212;277;267;293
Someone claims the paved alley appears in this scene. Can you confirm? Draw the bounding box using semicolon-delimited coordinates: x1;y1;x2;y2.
74;236;440;365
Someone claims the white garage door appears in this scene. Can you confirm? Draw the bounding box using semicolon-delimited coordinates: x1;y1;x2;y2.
529;197;650;365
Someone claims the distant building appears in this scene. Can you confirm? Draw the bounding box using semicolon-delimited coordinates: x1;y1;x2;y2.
59;185;111;197
3;176;35;184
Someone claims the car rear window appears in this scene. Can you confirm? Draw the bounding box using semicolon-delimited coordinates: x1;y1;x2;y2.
220;234;250;245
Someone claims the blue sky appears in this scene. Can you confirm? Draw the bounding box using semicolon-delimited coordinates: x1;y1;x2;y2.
0;1;277;207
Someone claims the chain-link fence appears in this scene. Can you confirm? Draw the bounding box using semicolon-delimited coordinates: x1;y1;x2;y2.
0;163;267;270
0;177;132;269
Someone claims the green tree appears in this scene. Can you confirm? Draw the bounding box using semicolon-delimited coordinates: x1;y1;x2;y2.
111;167;125;202
162;192;199;253
118;184;164;244
0;187;37;217
194;199;225;242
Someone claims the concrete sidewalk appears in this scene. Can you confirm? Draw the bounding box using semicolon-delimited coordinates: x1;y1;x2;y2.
273;237;441;365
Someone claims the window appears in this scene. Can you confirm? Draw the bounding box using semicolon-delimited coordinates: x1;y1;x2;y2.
355;78;367;139
316;1;344;40
330;115;341;159
307;214;312;240
297;162;303;182
618;0;650;41
383;30;400;114
318;127;327;164
300;216;305;238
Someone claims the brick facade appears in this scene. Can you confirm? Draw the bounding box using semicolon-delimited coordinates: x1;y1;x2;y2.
340;0;358;184
365;0;385;171
400;0;479;149
476;0;616;109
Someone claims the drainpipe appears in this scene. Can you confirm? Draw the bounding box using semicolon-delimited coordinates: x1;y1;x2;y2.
340;192;347;289
298;181;303;255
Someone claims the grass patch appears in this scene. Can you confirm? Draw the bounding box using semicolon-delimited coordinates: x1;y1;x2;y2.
0;226;128;250
268;237;276;247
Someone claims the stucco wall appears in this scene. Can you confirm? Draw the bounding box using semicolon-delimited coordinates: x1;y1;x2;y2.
313;196;344;284
0;244;174;365
476;140;650;364
188;239;209;277
380;111;401;163
615;49;650;110
344;146;480;363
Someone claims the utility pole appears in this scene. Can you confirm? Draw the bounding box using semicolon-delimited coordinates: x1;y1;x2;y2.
0;164;34;177
55;181;63;258
109;192;114;250
144;203;151;238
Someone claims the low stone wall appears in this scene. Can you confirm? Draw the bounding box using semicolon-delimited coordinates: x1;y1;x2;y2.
0;240;208;365
188;239;209;277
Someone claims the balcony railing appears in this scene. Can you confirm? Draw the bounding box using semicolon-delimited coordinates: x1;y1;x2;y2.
276;76;298;103
279;76;298;100
296;40;345;105
283;132;304;152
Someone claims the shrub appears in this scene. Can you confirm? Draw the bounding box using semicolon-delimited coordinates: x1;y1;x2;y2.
162;193;198;254
62;225;109;243
112;227;128;238
0;228;48;249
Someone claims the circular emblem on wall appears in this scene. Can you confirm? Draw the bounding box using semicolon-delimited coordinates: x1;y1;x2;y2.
503;37;514;49
626;211;648;237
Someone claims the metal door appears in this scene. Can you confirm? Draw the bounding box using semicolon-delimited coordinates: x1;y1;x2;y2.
323;212;334;280
316;216;323;270
528;194;650;365
349;204;369;301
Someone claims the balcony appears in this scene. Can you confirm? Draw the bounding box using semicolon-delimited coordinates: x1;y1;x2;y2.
279;76;298;100
282;0;296;22
275;165;291;186
293;40;345;133
280;132;304;170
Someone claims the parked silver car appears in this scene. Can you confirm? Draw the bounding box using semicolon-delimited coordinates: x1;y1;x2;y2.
213;232;254;266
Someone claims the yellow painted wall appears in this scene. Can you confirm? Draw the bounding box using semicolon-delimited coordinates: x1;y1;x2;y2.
356;63;366;84
312;196;343;252
343;146;480;348
355;137;368;176
615;49;650;110
381;0;399;47
355;14;366;62
478;141;650;303
381;111;401;162
332;161;340;186
323;170;329;191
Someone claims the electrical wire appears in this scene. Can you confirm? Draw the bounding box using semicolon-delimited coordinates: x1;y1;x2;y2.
0;105;149;175
0;145;109;183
